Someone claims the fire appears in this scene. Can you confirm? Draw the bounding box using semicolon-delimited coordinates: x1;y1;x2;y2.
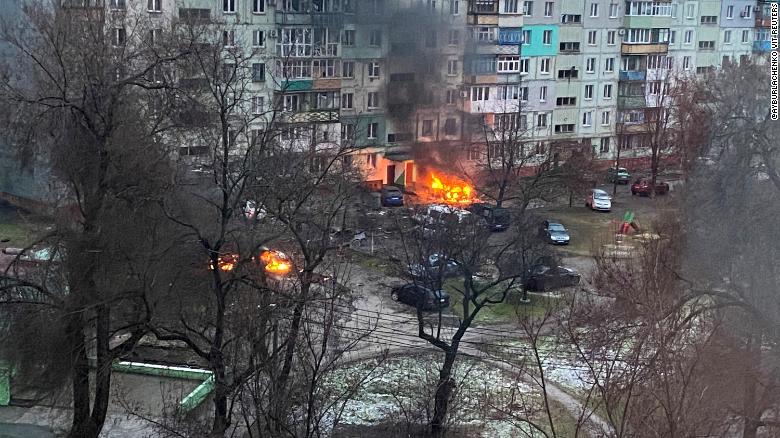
430;174;474;205
210;254;239;272
260;250;292;276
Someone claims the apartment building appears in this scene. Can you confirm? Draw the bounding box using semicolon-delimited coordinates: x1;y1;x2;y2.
26;0;768;193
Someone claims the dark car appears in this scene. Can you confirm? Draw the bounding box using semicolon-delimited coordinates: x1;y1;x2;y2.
523;263;581;291
467;203;511;231
390;284;451;310
408;254;460;279
539;220;570;245
606;167;631;184
381;186;404;206
630;178;670;196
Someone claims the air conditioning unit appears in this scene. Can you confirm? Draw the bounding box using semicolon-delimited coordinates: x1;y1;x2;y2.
461;90;469;98
618;29;625;36
268;30;278;39
740;11;747;17
753;6;759;12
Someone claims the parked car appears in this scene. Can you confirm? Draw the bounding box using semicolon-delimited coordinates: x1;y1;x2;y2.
412;204;471;227
390;283;451;310
539;220;570;245
381;186;404;206
467;203;511;231
523;262;581;291
606;167;631;184
585;189;612;212
408;254;460;279
631;178;670;196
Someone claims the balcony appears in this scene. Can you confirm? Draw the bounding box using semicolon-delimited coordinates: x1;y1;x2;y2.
619;70;647;81
286;109;340;124
753;40;771;53
621;43;668;54
756;16;772;28
618;96;646;109
469;0;499;14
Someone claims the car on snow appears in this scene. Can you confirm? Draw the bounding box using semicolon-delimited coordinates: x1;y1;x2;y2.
407;254;460;279
390;283;451;311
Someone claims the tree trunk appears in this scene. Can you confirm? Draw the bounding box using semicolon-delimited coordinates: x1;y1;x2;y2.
211;369;230;437
431;350;457;437
90;304;112;432
66;311;97;438
742;336;761;438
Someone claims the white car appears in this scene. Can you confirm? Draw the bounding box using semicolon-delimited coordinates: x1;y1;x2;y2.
585;189;612;212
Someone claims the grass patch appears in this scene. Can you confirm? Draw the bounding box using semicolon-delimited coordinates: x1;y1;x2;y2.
534;206;616;257
347;249;400;277
0;221;43;248
442;279;563;324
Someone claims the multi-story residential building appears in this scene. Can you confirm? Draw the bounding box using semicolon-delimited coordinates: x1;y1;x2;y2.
1;0;773;205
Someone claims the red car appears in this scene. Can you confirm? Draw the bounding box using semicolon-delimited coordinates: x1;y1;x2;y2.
631;178;670;196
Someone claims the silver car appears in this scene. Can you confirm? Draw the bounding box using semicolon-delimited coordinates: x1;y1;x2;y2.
586;189;612;212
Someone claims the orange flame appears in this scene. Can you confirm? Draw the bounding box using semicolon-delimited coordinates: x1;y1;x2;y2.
260;250;292;276
430;173;474;205
210;254;239;272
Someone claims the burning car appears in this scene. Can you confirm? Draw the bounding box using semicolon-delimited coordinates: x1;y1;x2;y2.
427;173;476;205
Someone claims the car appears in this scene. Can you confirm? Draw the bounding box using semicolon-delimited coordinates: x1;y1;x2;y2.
412;204;471;227
606;167;631;184
539;220;570;245
585;189;612;212
630;178;670;196
408;254;460;279
467;203;511;232
390;283;450;310
381;186;404;206
523;263;581;291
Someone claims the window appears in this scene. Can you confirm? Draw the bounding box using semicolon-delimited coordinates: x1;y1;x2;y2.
253;30;265;47
698;40;714;50
647;55;666;69
422;120;434;136
542;30;552;45
582;111;593;126
446;89;458;104
684;30;693;44
544;1;553;16
742;5;751;18
426;0;436;11
497;56;520;73
252;96;264;115
367;92;379;108
560;42;580;52
367;122;378;139
724;30;731;44
223;30;236;47
561;14;581;23
283;94;300;112
609;3;618;17
369;29;382;46
589;2;598;17
604;57;614;72
726;5;733;18
537;113;548;127
742;30;750;43
148;28;160;46
683;56;691;70
607;31;616;45
504;0;519;13
471;86;490;101
450;0;460;14
110;0;126;9
444;118;457;135
468;146;480;161
342;92;354;109
539;86;547;101
519;86;529;101
520;58;529;74
584;85;594;99
476;27;495;42
586;57;596;73
587;31;597;45
603;84;613;98
342;123;355;141
342;61;355;78
685;3;693;18
523;0;533;15
447;60;459;75
700;16;717;24
368;62;380;78
342;30;355;46
601;111;610;125
252;63;265;81
554;124;575;133
147;0;161;12
558;68;578;79
670;30;676;44
540;58;551;73
449;30;460;45
522;30;532;45
671;2;677;17
556;96;576;106
599;138;611;153
499;85;519;99
112;28;126;46
648;81;662;95
223;0;236;13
